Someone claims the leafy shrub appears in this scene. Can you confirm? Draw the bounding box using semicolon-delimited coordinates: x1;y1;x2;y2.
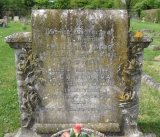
141;9;160;22
140;11;146;20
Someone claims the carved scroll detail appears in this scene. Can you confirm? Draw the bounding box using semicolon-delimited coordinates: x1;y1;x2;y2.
17;48;45;128
118;43;143;107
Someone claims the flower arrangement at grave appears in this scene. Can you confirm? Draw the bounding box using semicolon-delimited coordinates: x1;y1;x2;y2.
60;124;94;137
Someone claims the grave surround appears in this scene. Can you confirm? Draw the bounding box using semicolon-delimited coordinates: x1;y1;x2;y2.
5;10;154;137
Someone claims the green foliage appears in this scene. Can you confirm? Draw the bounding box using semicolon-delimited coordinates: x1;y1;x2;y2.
24;0;36;8
70;129;76;137
70;0;114;9
52;0;71;9
70;0;90;8
140;10;146;19
133;0;160;12
90;0;114;9
34;0;48;8
1;0;160;12
144;9;158;22
158;9;160;22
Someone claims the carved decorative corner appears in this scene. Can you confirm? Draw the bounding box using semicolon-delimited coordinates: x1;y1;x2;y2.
17;48;45;128
118;36;145;107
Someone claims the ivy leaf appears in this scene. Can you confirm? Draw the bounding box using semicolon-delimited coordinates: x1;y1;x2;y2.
70;129;76;137
80;134;89;137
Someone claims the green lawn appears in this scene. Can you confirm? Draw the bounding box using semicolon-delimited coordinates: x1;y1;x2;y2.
139;83;160;136
0;21;31;137
0;21;160;137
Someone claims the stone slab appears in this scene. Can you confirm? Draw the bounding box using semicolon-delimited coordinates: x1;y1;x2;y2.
32;9;128;132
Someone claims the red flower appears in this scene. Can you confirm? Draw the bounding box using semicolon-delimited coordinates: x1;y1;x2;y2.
73;123;82;135
61;131;70;137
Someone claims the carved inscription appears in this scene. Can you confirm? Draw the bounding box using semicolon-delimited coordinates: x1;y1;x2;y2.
40;26;116;113
32;10;128;124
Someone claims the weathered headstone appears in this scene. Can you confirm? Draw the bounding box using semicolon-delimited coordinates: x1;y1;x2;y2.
14;16;19;21
5;10;154;137
20;17;28;25
142;17;145;22
20;17;24;23
154;18;158;24
8;17;12;22
32;9;128;130
24;17;28;25
3;16;8;27
0;19;4;27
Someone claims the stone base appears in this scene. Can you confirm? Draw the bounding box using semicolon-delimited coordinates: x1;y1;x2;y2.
4;128;156;137
5;128;41;137
143;133;156;137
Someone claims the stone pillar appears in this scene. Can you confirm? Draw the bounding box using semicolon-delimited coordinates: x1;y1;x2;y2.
3;16;8;27
120;32;153;136
5;32;41;137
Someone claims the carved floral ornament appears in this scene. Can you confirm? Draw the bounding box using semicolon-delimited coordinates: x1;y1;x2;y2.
17;48;45;128
117;32;144;107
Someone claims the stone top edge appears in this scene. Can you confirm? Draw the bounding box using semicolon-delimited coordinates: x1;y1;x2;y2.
31;9;128;19
32;9;128;12
5;32;32;43
129;32;153;43
5;32;152;43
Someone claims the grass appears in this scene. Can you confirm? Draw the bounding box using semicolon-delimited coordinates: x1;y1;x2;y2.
0;21;160;137
139;83;160;136
0;21;31;137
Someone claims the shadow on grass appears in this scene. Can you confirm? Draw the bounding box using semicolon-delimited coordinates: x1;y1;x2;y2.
138;121;160;137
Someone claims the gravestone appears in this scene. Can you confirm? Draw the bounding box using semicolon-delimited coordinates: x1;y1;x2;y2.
142;17;145;22
20;17;28;25
8;17;12;22
0;19;4;27
3;16;8;27
20;17;24;23
24;17;28;25
14;16;19;21
5;10;154;137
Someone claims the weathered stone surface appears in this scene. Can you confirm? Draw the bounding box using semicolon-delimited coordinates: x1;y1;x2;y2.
31;9;128;132
3;16;8;27
141;72;160;92
33;123;120;133
4;133;16;137
14;128;41;137
148;45;160;51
